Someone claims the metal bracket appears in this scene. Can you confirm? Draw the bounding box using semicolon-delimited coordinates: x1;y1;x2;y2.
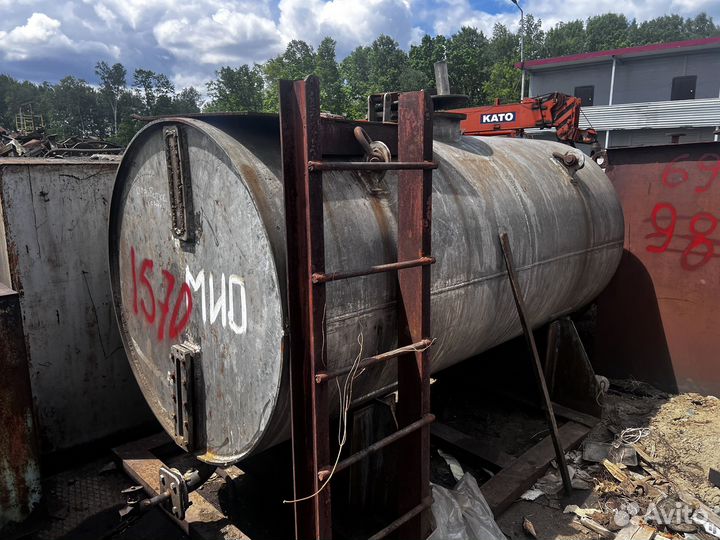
170;343;198;451
163;125;194;242
159;466;190;520
552;150;585;174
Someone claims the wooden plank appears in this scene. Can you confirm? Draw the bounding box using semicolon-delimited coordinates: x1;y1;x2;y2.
113;433;250;540
431;423;516;470
481;421;590;516
550;402;600;429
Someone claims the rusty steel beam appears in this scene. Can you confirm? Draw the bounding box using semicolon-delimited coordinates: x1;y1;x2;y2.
279;76;332;540
396;90;434;540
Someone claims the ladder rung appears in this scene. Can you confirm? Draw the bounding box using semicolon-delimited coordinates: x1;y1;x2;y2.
312;256;434;284
317;414;434;481
315;338;433;383
307;160;437;172
367;495;434;540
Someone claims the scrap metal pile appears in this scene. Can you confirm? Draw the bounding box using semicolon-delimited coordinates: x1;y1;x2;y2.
518;383;720;540
0;126;123;158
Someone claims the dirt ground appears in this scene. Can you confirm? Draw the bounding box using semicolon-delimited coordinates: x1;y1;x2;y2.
494;380;720;539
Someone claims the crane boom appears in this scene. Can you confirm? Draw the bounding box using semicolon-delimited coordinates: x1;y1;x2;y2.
451;92;598;146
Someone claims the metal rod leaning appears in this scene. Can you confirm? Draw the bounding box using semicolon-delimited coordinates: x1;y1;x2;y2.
312;257;435;284
499;231;573;496
315;339;434;383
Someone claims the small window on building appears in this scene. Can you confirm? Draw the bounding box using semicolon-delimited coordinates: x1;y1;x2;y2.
671;76;697;100
574;86;594;107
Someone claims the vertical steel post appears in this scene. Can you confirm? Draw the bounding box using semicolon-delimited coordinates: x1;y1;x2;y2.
396;91;433;539
605;56;617;149
279;75;332;540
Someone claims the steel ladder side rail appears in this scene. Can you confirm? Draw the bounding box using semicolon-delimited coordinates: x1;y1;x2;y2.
281;76;434;540
279;75;333;540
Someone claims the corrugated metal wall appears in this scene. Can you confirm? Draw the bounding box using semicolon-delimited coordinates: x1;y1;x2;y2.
0;159;153;453
579;98;720;130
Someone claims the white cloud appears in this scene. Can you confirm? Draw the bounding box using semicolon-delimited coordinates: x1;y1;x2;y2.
0;12;111;61
279;0;416;52
1;12;63;43
1;0;718;88
154;7;285;65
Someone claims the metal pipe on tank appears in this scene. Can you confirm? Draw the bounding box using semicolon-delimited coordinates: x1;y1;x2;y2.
109;113;624;465
434;61;451;96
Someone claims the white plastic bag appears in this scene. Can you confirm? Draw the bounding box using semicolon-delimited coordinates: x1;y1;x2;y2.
428;473;507;540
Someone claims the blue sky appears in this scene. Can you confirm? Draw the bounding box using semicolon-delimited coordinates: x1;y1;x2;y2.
1;0;717;91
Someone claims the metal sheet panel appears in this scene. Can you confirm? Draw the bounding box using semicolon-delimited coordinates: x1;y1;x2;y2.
0;159;153;452
110;117;624;464
0;284;41;528
594;142;720;395
579;98;720;130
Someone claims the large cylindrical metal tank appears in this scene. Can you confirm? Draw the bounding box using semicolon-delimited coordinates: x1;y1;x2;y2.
109;114;623;466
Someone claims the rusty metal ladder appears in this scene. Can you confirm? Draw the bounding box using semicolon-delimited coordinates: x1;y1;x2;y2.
279;75;436;540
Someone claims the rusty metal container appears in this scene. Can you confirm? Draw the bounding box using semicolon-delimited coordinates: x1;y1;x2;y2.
0;159;153;453
109;115;624;465
594;142;720;395
0;284;41;528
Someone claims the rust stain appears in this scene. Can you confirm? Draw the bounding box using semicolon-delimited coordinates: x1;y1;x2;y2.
0;287;41;522
595;142;720;396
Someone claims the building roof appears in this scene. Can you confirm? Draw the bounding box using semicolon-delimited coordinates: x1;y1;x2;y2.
516;36;720;71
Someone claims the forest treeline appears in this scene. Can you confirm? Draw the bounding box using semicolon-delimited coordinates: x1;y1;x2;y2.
1;12;718;144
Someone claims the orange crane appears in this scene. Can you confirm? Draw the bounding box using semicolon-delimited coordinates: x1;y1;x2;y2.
451;92;598;146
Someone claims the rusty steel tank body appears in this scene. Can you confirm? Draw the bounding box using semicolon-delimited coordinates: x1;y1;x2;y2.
109;113;623;465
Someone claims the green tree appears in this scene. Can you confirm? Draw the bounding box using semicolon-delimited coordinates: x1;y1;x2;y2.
340;45;372;118
130;69;178;116
132;69;157;115
95;61;126;135
262;40;316;112
482;61;521;104
488;23;519;64
585;13;633;51
172;87;202;113
0;75;48;131
114;90;144;145
521;14;546;60
45;76;103;138
315;37;347;114
684;13;720;39
368;34;408;93
447;26;490;105
153;73;175;115
544;20;585;57
633;15;687;45
205;65;263;112
408;34;449;90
